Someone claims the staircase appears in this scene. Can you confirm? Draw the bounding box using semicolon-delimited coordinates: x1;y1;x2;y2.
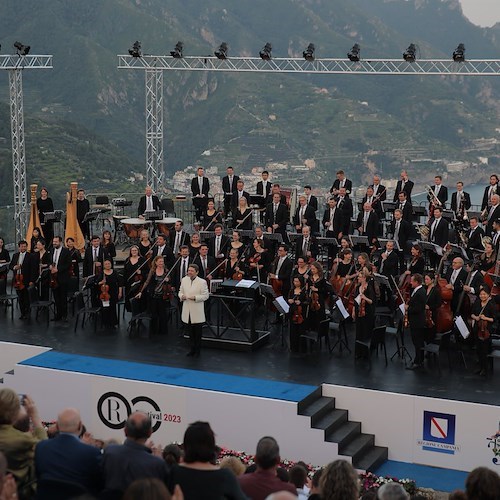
298;387;388;471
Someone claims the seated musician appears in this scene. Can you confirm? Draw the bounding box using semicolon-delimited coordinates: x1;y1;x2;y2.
233;196;253;230
225;248;246;280
423;272;441;344
463;260;484;298
288;275;308;353
444;257;467;314
138;185;162;217
202;200;223;231
292;256;310;282
136;256;171;335
269;244;293;299
471;285;495;377
248;238;270;283
208;224;230;261
293;195;316;234
255;225;274;254
189;233;202;259
466;216;485;257
193;243;215;281
295;226;318;263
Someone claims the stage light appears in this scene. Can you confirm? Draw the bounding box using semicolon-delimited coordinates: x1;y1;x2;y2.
13;41;30;56
170;41;183;58
403;43;417;62
303;43;315;61
347;43;360;62
128;41;142;58
214;42;228;60
259;42;272;60
453;43;465;62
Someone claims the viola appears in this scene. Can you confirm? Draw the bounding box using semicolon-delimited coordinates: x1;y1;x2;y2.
99;276;110;302
310;287;321;312
358;284;367;317
292;304;304;324
13;272;24;291
162;282;174;301
232;267;243;281
49;270;58;289
478;319;490;340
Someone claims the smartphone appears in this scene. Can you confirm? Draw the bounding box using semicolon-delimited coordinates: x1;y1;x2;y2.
18;394;26;405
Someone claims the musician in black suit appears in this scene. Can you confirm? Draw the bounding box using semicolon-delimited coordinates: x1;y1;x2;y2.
492;219;500;256
481;174;499;211
444;257;468;314
172;246;191;291
362;186;383;219
265;184;287;206
191;167;210;221
170;220;190;256
193;244;216;281
208;224;230;260
137;186;161;216
256;171;272;199
76;189;91;240
293;195;317;233
450;181;471;216
10;240;35;319
230;180;250;212
463;260;485;299
356;203;379;245
330;170;352;196
371;175;386;203
377;240;399;307
268;244;293;300
265;193;288;240
49;236;72;321
322;197;342;239
336;187;353;236
304;186;318;211
393;170;414;202
153;234;175;268
254;226;274;255
390;209;413;269
466;216;485;256
429;207;449;247
83;236;105;278
294;226;319;262
485;194;500;236
406;273;427;369
222;166;239;215
396;192;413;223
427;175;448;209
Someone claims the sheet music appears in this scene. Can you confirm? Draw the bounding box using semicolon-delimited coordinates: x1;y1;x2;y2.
454;315;470;339
275;295;290;314
335;299;350;319
235;279;257;288
399;303;406;317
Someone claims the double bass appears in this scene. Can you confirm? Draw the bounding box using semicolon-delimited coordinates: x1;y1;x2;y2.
433;244;453;333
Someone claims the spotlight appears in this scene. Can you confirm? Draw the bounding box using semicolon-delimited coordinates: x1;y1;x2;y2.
259;42;272;60
403;43;417;62
452;43;465;62
214;42;228;60
13;41;30;56
128;41;142;58
170;41;183;58
303;43;315;61
347;43;360;62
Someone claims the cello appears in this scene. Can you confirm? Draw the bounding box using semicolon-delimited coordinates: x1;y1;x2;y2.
433;244;453;333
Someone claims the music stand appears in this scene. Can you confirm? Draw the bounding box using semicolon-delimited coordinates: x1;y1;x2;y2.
382;201;397;213
450;244;469;260
349;235;369;249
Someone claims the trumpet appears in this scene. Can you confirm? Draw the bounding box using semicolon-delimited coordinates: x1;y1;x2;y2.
426;185;442;208
481;207;488;223
417;224;430;241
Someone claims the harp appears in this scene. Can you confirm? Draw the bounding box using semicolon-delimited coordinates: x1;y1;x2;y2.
25;184;43;244
64;182;85;251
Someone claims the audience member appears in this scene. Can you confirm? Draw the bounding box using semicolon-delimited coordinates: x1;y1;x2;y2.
219;456;246;477
123;477;181;500
162;443;183;466
0;451;18;500
308;468;322;500
102;412;170;498
288;464;308;499
465;466;500;500
168;421;246;500
265;493;297;500
376;482;409;499
238;436;297;500
0;389;47;499
320;460;359;500
34;407;102;497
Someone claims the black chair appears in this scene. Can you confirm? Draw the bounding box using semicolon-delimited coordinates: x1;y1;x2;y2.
355;325;387;366
161;198;176;217
0;278;18;320
28;286;54;326
421;330;452;376
36;478;87;500
94;195;109;206
74;291;101;333
300;318;332;353
128;297;152;337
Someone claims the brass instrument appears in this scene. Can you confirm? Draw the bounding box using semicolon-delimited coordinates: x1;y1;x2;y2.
482;236;493;249
426;185;442;208
417;224;430;241
458;230;469;247
458;194;468;222
481;207;488;223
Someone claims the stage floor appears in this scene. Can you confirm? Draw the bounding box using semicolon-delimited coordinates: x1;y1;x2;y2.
1;309;499;407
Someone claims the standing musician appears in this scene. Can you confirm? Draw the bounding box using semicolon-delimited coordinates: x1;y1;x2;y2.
256;170;272;200
371;175;386;203
444;257;467;315
306;261;328;337
492;219;500;255
49;236;71;322
294;226;318;263
463;259;485;298
406;273;427;370
428;207;449;268
330;170;352;196
193;243;215;281
98;259;122;330
427;175;448;209
83;236;104;278
479;241;496;276
138;229;152;259
322;197;343;266
336;187;353;237
37;187;55;246
330;249;357;302
451;181;471;221
138;185;161;217
208;224;230;261
179;264;210;358
423;272;441;344
173;246;192;292
466;217;485;256
393;170;414;202
225;248;246;280
265;193;288;240
102;230;116;265
293;195;316;233
292;257;310;282
123;245;146;312
484;194;500;236
377;240;399;307
136;256;171;336
222;166;239;216
288;275;308;353
10;240;35;319
233;197;253;230
189;233;202;258
265;184;287;206
153;234;175;268
362;186;383;219
356;203;379;246
248;238;270;283
202;200;223;231
229;230;245;257
170;220;190;256
304;185;318;211
401;244;426;278
33;239;51;301
0;238;10;268
76;189;91;240
255;225;274;254
354;267;376;359
471;286;495;377
269;244;293;300
231;180;250;214
481;174;499;213
30;227;42;253
191;167;210;222
396;192;413;223
390;209;413;270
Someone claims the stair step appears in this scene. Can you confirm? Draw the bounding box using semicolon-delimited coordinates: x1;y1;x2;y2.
340;433;374;463
326;421;361;447
354;446;389;472
313;409;349;436
297;387;322;414
299;396;335;420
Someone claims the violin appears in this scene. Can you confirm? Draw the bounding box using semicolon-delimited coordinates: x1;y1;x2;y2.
358;284;367;317
425;307;435;328
13;271;24;291
99;276;110;302
249;253;262;264
292;304;304;324
232;267;243;281
309;280;321;312
49;270;58;289
162;282;174;301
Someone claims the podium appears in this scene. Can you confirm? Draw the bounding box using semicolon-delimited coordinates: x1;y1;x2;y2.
200;279;270;351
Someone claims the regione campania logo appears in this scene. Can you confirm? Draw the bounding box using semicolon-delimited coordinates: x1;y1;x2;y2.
417;411;460;454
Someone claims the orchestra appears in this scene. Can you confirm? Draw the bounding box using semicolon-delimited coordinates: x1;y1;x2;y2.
2;171;500;377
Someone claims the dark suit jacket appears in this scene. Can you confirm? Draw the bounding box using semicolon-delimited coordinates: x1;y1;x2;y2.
172;256;192;290
9;252;35;285
293;205;317;229
378;250;399;277
322;207;343;238
49;247;72;285
137;195;161;216
390;218;413;251
486;205;500;235
444;267;467;313
467;226;485;251
169;230;190;251
408;286;426;329
294;236;319;261
192;254;216;280
362;195;383;218
451;191;471;213
256;181;272;199
154;245;175;268
307;195;319;211
356;211;380;243
265;193;287;206
265;203;288;234
370;184;387;201
393;180;414;202
330;178;352;194
272;256;293;298
337;197;353;235
231;190;250;211
396;201;413;222
222;175;240;196
208;235;230;258
191;176;210;197
82;246;105;277
467;270;484;296
482;184;499;211
427;185;448;207
429;217;449;247
35;433;103;495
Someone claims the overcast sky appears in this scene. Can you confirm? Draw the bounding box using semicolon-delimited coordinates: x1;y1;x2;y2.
460;0;500;27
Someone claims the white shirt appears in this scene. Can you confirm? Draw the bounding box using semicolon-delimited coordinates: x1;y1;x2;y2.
276;256;285;275
394;220;401;240
411;284;422;296
146;195;153;212
174;232;182;254
198;176;203;193
215;236;221;255
53;247;61;266
450;269;459;285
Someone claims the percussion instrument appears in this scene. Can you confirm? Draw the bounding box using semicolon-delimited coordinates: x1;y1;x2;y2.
155;217;182;236
122;218;151;239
